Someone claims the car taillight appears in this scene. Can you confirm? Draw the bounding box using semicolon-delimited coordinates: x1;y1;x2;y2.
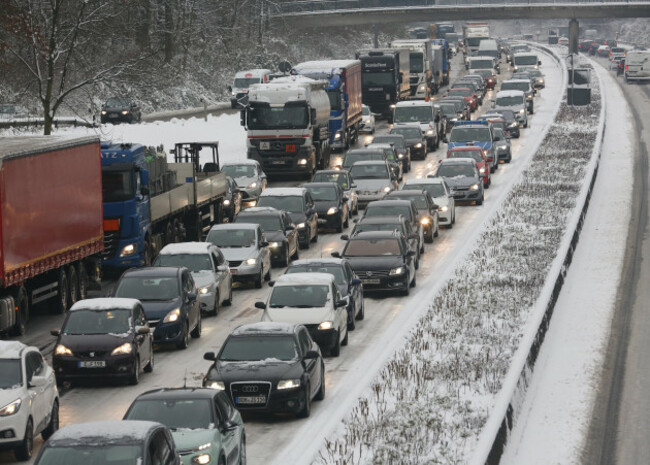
626;65;629;70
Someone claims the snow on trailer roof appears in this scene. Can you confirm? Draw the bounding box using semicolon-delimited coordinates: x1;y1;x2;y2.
0;135;99;162
48;420;163;447
159;242;213;255
275;272;335;286
0;341;29;359
235;69;271;77
70;298;142;312
293;60;360;73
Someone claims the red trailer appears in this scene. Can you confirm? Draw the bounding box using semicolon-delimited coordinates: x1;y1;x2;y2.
0;136;103;336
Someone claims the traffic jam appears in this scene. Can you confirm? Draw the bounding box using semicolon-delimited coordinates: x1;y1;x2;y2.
0;22;551;465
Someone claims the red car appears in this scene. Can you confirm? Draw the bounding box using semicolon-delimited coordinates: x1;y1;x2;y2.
445;88;477;111
446;146;491;188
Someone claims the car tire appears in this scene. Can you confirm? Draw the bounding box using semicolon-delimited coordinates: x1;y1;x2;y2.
177;322;189;350
129;357;140;385
42;401;59;440
53;268;69;314
401;276;410;296
356;297;365;320
14;418;33;462
425;228;434;244
9;287;28;337
191;313;202;338
410;273;417;288
67;265;79;307
264;267;271;281
212;292;221;316
78;262;89;301
144;344;154;373
341;328;348;346
315;363;326;401
506;153;512;163
331;331;341;357
434;224;439;238
296;385;311;419
524;120;528;128
311;226;318;243
254;271;263;289
336;216;343;233
344;213;349;228
347;307;356;331
353;202;359;215
239;435;247;465
224;285;233;306
477;195;484;206
291;245;299;260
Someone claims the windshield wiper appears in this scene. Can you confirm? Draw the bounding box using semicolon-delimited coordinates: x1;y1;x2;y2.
294;304;319;308
269;304;285;308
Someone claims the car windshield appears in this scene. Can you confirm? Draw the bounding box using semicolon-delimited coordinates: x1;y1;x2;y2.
234;77;261;88
362;106;371;116
343;153;384;168
409;52;424;73
0;360;22;389
258;195;304;213
389;195;427;209
154;254;212;273
220;335;298;362
116;276;181;301
353;223;405;235
350;164;389;179
403;183;446;197
126;399;212;430
222;164;256;178
449;150;483;162
286;265;346;285
365;205;410;218
501;82;529;92
105;98;130;107
206;229;256;248
102;167;135;203
235;215;283;231
38;445;142;465
307;186;337;201
390;127;422;139
496;96;524;107
394;106;433;123
437;164;476;178
269;285;330;308
494;128;507;140
246;103;309;130
63;309;131;335
312;172;350;190
493;110;515;121
372;137;405;151
448;89;472;98
449;127;491;142
362;72;394;87
514;55;538;66
469;59;494;69
438;104;457;115
344;238;401;256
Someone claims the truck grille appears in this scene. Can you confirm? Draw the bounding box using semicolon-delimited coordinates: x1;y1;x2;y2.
102;231;120;259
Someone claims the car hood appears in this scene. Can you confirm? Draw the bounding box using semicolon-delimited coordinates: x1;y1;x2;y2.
191;271;216;289
344;256;405;271
354;179;392;192
0;386;23;404
265;306;333;326
172;429;216;452
222;247;258;262
103;105;129;112
313;201;336;216
58;333;131;353
288;212;307;224
404;137;423;145
448;141;491;151
433;195;450;207
233;176;255;187
263;230;286;242
441;175;479;189
215;359;303;382
141;298;182;320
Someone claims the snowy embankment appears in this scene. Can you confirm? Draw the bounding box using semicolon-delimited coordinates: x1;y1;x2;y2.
312;47;604;465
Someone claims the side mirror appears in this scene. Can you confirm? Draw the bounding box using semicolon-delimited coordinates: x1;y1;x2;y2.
432;204;439;210
203;352;217;361
494;136;501;141
260;241;269;247
140;186;150;196
268;281;275;287
254;301;266;309
50;329;61;337
538;60;542;65
136;326;150;335
340;234;349;241
29;376;47;388
217;265;228;272
336;298;348;308
342;196;349;202
304;350;319;359
331;251;341;258
187;291;197;301
351;278;362;285
221;420;239;433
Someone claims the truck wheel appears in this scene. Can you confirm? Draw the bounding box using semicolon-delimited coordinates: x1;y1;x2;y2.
53;269;69;314
9;287;29;337
77;262;88;300
67;265;79;307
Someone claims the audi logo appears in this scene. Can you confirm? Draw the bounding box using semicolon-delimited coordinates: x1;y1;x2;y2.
241;386;259;393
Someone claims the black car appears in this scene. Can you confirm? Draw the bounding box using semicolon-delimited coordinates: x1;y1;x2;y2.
347;215;419;262
223;176;242;222
202;322;325;418
340;148;386;171
435;102;462;133
51;298;154;385
234;206;299;267
384;190;440;243
332;231;416;296
113;267;201;349
285;258;364;330
312;169;359;216
369;134;412;173
484;109;520;138
302;182;349;233
389;124;427;160
441;97;471;121
257;187;318;249
362;199;424;255
100;97;141;124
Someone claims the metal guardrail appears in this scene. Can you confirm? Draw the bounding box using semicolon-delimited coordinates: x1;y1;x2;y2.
0;116;96;130
271;0;649;15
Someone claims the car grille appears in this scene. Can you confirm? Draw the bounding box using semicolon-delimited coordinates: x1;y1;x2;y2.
78;350;109;358
230;381;272;406
356;270;389;277
229;260;243;268
148;319;160;327
102;231;120;259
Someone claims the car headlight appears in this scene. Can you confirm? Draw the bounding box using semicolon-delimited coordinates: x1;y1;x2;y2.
450;118;458;122
479;167;486;174
426;129;434;135
327;207;338;215
439;205;449;212
269;241;280;248
414;143;423;148
111;343;133;356
318;321;333;330
297;158;308;165
101;110;107;115
247;182;258;189
334;132;342;140
119;243;137;257
55;344;73;356
382;186;392;193
519;109;525;114
192;454;211;465
163;308;181;323
0;399;21;417
205;381;225;391
365;119;371;124
277;379;301;390
245;258;257;266
418;85;426;91
470;183;480;191
121;110;129;115
199;286;211;295
231;91;236;96
389;266;405;275
296;222;306;229
223;199;231;206
509;122;518;128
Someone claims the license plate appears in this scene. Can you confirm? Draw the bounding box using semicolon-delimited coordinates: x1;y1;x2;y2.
236;396;266;404
230;269;238;275
79;361;105;368
109;113;118;118
362;279;380;285
271;160;286;165
318;219;327;224
259;141;270;150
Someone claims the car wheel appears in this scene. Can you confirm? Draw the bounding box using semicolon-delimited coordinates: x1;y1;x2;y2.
330;331;341;357
315;363;326;401
311;226;318;243
425;228;434;244
291;244;300;260
353;202;359;216
410;273;417;288
415;254;419;270
177;322;189;349
336;216;343;233
476;195;484;206
42;401;59;440
224;285;233;306
356;297;365;320
191;313;202;338
129;357;140;385
341;327;349;346
14;418;33;461
284;247;290;267
347;306;356;331
296;385;311;418
144;343;154;373
53;268;69;314
344;213;349;228
524;120;528;128
434;224;439;238
254;270;263;289
212;291;221;315
239;435;247;465
506;153;512;163
401;276;411;296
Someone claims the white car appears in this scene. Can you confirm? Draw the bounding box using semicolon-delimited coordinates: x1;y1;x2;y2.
494;90;529;128
221;160;267;206
0;342;59;461
256;272;349;356
402;178;456;227
359;105;375;134
154;242;233;315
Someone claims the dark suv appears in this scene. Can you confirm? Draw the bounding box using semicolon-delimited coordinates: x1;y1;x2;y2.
257;187;318;249
100;97;141;124
302;182;349;233
332;231;416;296
362;199;424;255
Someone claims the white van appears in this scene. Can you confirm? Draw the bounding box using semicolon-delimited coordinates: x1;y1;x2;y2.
229;69;272;108
512;53;541;71
494;90;528;128
467;56;499;74
478;39;500;61
625;51;650;82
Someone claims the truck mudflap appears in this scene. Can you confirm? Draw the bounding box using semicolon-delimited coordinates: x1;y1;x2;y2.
0;296;16;333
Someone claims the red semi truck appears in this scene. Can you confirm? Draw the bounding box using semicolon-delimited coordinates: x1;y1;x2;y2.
0;136;103;336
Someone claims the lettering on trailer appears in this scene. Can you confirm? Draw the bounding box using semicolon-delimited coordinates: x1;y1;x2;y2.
101;151;128;159
364;62;388;69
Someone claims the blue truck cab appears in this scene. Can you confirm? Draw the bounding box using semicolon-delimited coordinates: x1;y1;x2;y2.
430;39;451;85
447;121;498;171
100;141;151;268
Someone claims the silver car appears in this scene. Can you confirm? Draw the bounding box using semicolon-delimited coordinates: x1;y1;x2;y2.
221;161;267;207
359;104;375;134
206;224;271;289
349;160;399;208
154;242;233;314
402;178;456;227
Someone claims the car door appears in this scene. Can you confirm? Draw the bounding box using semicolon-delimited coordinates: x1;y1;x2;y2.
25;351;49;433
214;393;239;464
298;329;319;398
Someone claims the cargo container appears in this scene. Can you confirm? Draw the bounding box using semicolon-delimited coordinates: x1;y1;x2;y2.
0;136;103;336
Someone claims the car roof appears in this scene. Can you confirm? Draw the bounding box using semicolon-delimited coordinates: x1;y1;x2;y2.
290;258;345;267
503;79;531;85
350;230;402;240
135;387;222;401
449;146;484;151
0;341;30;359
372;134;405;140
439;158;476;165
121;266;182;278
356;215;406;225
47;420;162;447
231;321;298;336
351;160;388;166
260;187;306;197
159;242;214;255
238;207;283;215
209;223;258;231
346;148;384;155
275;272;335;286
70;298;141;313
496;90;526;97
386;190;427;197
302;182;338;189
390;123;421;130
366;199;413;207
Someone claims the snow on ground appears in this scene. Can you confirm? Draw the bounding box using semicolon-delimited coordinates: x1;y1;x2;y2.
500;58;635;464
